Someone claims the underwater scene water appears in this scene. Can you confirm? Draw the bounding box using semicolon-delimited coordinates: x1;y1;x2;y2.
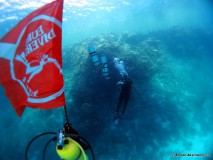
0;0;213;160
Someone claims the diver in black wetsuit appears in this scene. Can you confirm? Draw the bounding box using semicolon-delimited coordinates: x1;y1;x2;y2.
114;76;132;119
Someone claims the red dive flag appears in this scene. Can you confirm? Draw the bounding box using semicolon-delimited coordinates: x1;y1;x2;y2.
0;0;66;116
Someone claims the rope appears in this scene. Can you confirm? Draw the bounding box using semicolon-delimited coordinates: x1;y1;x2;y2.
64;105;70;124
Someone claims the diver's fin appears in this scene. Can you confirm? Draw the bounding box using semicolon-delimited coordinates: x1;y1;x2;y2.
113;113;122;125
113;118;120;125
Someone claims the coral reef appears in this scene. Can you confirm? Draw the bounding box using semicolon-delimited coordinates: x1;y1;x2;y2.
60;28;213;160
1;27;213;160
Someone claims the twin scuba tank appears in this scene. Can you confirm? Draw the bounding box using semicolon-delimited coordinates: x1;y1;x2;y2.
100;56;109;79
88;45;100;67
88;45;110;79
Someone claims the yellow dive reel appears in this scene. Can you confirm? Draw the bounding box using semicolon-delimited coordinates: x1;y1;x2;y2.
56;129;88;160
25;123;95;160
56;137;88;160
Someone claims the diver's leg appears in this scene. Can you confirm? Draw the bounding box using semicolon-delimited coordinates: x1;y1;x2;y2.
116;93;123;113
113;94;124;122
116;101;122;113
122;94;130;114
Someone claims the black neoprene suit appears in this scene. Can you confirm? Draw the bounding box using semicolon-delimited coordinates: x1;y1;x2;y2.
116;78;132;114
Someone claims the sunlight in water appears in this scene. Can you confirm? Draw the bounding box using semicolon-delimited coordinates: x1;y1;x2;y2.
64;0;92;7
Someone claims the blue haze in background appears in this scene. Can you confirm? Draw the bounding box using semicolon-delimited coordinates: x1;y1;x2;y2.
0;0;213;160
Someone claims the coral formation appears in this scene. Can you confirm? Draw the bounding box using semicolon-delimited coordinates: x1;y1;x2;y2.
61;28;213;160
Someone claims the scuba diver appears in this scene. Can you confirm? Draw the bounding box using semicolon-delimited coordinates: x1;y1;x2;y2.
88;45;110;79
113;57;132;124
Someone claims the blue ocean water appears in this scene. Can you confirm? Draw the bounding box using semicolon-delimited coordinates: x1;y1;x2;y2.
0;0;213;160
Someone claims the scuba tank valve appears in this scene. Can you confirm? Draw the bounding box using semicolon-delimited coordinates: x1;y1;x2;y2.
57;130;64;149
